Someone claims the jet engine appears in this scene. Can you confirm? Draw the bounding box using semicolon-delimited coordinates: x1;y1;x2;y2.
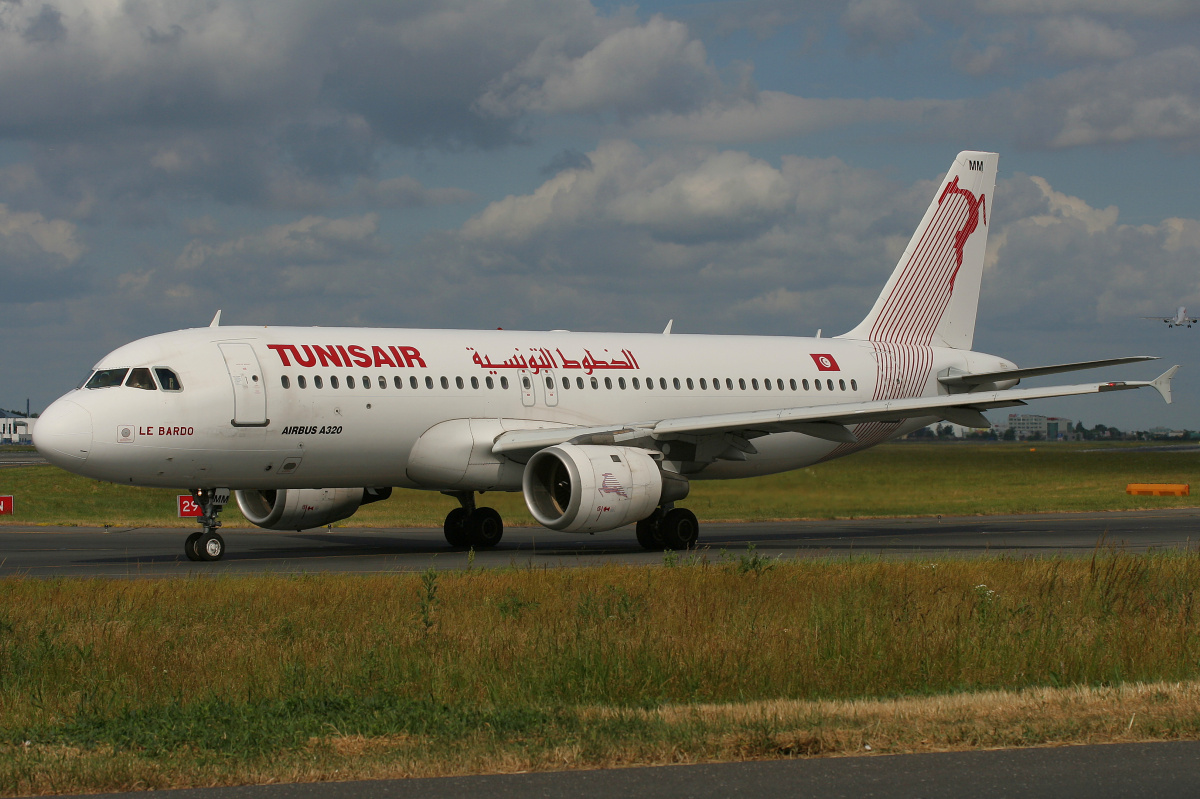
234;487;392;531
522;443;689;534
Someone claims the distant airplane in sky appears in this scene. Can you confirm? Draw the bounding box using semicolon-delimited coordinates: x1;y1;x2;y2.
1144;307;1197;328
34;151;1178;562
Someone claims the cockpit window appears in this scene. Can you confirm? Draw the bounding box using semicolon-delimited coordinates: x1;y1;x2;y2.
85;368;129;389
77;372;94;389
155;367;183;392
126;368;157;390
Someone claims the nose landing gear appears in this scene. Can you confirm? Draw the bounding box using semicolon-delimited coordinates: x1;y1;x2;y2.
185;488;230;562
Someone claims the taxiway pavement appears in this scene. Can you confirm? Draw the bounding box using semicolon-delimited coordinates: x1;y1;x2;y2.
2;507;1197;578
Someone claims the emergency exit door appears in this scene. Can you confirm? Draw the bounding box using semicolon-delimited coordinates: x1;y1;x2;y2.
219;342;269;426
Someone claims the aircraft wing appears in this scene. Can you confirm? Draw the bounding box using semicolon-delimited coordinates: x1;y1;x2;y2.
938;356;1157;388
492;365;1180;456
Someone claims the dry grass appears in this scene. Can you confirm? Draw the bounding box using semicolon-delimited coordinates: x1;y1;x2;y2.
3;553;1200;793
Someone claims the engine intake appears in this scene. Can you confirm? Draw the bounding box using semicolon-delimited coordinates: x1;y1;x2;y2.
235;487;391;531
522;443;688;533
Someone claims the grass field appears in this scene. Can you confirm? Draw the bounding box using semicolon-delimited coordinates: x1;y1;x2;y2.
1;442;1197;529
3;554;1200;794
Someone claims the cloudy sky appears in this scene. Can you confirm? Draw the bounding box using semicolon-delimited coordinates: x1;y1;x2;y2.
3;0;1199;430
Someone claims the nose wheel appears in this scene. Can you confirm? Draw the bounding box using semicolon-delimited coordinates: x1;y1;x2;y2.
185;488;230;562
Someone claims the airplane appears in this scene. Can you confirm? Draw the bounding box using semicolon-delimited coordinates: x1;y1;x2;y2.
1144;307;1197;328
34;151;1179;562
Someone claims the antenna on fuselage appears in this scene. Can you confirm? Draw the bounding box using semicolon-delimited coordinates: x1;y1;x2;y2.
662;320;674;335
209;310;222;327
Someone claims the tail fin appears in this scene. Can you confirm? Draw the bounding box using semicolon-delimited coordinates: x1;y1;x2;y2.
840;151;998;350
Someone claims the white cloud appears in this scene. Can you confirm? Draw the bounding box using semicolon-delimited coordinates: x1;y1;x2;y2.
624;91;959;142
1036;16;1136;62
476;15;724;119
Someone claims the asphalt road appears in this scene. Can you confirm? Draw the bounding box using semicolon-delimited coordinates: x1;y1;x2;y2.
2;507;1197;577
58;741;1200;799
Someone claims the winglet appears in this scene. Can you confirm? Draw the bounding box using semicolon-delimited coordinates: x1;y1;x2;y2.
1152;365;1180;404
209;310;222;328
662;319;673;335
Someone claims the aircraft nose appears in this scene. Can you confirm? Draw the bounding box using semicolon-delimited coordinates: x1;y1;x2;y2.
33;398;93;465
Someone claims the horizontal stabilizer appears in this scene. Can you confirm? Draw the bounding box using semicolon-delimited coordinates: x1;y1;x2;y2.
939;356;1158;388
1151;365;1180;404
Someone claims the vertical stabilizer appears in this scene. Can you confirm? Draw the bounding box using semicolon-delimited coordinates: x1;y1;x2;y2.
840;151;998;350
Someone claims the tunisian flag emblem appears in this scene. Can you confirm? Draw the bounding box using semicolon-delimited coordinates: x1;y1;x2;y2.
810;353;840;371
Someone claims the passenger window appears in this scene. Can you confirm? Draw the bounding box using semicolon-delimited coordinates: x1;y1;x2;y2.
501;376;510;389
426;376;434;389
605;377;612;389
394;376;403;389
347;376;356;389
410;376;418;389
673;378;680;390
777;379;785;391
521;377;530;389
471;376;479;389
646;378;653;390
441;376;450;389
739;378;747;390
839;379;846;391
712;378;719;390
851;379;858;391
86;368;129;389
155;368;183;392
790;379;797;391
726;378;733;390
281;375;291;389
763;379;770;391
699;378;707;390
659;378;667;390
314;376;323;389
827;379;834;391
486;376;494;389
591;376;598;389
618;377;626;389
298;375;307;389
332;376;340;389
686;378;693;390
815;379;821;391
379;376;386;389
632;377;640;389
544;376;552;389
455;376;464;389
125;368;157;390
563;376;571;389
364;375;372;389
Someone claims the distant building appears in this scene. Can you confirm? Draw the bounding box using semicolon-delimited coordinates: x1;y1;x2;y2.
0;411;34;444
991;413;1074;440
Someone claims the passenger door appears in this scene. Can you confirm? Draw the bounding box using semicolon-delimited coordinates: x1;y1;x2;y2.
219;342;269;426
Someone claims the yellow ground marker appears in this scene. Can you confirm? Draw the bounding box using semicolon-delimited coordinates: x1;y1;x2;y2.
1126;483;1190;496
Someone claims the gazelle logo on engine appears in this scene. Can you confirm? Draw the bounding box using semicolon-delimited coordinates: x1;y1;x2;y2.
598;473;628;498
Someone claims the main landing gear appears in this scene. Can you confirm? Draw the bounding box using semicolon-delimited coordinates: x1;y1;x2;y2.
185;488;230;562
635;504;699;551
443;491;504;549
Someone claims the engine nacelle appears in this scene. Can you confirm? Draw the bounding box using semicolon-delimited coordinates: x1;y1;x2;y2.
522;444;688;533
234;487;391;531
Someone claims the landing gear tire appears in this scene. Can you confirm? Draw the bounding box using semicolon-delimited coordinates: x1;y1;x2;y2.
198;531;225;561
184;531;204;561
466;507;504;548
444;507;470;547
636;516;664;551
659;508;699;550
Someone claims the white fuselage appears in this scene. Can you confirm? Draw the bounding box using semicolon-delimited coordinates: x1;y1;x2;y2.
35;325;1014;491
